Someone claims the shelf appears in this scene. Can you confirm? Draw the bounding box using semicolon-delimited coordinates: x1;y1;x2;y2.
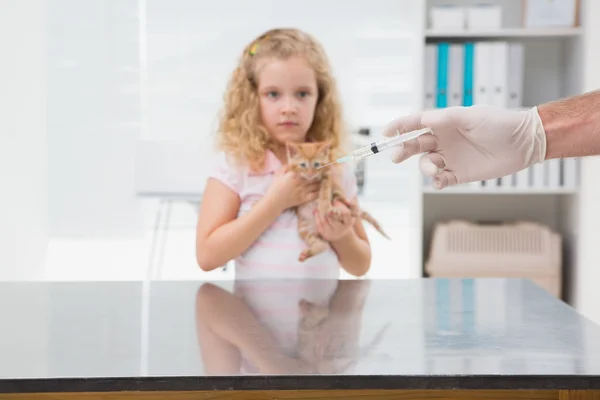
425;27;582;40
422;187;578;195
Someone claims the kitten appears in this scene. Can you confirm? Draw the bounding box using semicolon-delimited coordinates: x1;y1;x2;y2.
296;299;330;371
286;140;390;262
296;299;391;374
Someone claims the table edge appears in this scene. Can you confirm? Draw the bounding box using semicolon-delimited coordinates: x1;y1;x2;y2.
3;375;600;393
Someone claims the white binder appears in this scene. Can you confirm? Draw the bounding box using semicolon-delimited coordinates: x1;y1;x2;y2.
424;44;437;110
448;44;464;107
545;159;561;189
473;41;492;106
507;42;524;109
562;158;579;188
490;41;509;108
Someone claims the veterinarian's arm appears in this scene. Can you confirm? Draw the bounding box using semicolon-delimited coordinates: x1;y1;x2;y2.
330;201;372;277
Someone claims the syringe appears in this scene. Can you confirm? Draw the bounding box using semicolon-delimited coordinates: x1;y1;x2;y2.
318;127;432;169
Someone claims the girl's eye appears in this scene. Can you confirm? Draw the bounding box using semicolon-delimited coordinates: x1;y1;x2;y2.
267;91;278;98
298;91;309;98
300;162;308;168
313;161;320;168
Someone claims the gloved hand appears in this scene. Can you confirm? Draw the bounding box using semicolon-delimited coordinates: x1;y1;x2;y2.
383;105;547;190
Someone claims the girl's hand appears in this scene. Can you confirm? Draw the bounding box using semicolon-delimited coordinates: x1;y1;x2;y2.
264;165;320;212
315;200;355;242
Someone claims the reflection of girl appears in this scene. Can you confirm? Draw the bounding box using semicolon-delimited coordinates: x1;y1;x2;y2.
232;278;338;371
195;282;317;375
296;280;375;374
195;280;373;375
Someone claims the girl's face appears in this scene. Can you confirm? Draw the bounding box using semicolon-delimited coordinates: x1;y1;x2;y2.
256;55;318;147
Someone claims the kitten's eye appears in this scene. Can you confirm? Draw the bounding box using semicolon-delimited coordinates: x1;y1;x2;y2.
313;161;320;168
300;162;308;168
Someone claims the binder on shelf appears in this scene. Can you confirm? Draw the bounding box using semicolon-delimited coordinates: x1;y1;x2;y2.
473;41;492;105
514;168;530;189
562;158;579;188
448;44;464;107
499;174;513;189
463;42;474;106
436;42;449;108
490;41;509;108
531;163;545;188
484;178;498;189
507;42;524;109
545;159;561;189
424;44;437;110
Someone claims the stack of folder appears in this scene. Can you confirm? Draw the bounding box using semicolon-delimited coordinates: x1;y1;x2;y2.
423;41;578;191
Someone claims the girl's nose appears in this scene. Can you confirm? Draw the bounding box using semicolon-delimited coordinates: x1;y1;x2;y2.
282;97;297;113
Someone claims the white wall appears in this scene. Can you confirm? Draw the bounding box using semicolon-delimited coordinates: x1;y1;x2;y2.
0;0;48;280
574;0;600;324
46;0;143;238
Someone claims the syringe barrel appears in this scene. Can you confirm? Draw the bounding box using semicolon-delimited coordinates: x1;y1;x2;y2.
374;127;432;152
350;127;432;161
351;145;376;160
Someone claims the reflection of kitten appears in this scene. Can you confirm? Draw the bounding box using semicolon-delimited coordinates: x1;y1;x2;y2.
296;299;330;370
286;141;390;262
296;299;390;374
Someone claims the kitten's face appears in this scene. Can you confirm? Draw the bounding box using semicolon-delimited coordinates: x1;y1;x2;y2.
299;299;329;328
286;141;332;181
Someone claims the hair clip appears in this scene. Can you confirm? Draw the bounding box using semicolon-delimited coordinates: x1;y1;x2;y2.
249;42;259;56
249;35;269;56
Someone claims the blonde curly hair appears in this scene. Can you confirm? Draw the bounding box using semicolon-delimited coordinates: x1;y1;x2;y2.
215;28;348;172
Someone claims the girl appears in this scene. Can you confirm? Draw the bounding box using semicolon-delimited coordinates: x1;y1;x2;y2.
195;28;372;280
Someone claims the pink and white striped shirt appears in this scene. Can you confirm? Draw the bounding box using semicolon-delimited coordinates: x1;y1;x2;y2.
207;150;358;280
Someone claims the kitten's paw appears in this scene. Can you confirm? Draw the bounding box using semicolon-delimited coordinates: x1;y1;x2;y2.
299;250;311;262
329;207;344;221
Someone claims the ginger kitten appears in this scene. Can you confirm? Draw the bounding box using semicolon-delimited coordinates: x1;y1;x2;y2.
296;299;391;374
286;141;390;262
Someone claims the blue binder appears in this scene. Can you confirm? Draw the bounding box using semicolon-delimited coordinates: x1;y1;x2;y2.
436;42;449;108
463;42;474;106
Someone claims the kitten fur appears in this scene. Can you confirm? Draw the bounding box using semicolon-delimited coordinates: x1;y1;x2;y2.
296;299;391;374
286;141;390;262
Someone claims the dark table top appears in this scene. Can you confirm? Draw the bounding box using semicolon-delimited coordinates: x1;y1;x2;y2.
1;277;600;394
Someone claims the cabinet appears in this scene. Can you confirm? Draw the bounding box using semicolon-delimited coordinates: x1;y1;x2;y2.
417;0;595;317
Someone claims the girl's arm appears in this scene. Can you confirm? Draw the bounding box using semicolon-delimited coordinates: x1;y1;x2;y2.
330;199;372;277
195;179;284;271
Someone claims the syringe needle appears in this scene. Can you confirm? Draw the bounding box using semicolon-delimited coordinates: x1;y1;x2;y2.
317;161;338;170
317;155;353;169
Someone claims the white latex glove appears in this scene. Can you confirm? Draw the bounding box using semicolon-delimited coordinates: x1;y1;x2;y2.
383;105;547;190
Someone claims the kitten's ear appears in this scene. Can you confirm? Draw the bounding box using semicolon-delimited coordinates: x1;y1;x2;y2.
318;141;332;156
286;142;298;159
298;299;311;314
